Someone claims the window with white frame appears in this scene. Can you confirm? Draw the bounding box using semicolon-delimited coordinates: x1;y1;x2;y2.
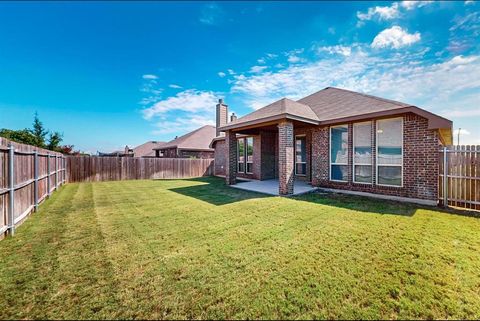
330;125;348;181
376;118;403;186
353;122;372;184
246;137;253;174
238;139;245;173
295;135;306;176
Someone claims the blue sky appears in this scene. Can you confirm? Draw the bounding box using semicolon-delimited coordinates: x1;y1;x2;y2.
0;1;479;152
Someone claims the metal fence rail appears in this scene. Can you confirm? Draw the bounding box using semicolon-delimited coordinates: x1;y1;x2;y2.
439;145;480;211
0;138;66;238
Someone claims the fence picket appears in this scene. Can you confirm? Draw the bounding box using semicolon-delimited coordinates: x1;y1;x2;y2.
439;145;480;210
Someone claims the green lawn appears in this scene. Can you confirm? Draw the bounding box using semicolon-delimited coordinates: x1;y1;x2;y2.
1;177;479;320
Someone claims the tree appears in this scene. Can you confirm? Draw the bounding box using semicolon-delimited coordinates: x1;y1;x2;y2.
31;112;48;148
0;128;37;145
47;131;63;151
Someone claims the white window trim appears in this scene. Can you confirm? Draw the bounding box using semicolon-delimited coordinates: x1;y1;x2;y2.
329;125;349;182
245;137;253;174
295;135;307;176
237;139;245;173
376;117;403;188
353;121;373;185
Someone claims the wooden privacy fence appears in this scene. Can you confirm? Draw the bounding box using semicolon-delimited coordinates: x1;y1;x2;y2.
0;138;66;237
66;156;214;183
439;145;480;211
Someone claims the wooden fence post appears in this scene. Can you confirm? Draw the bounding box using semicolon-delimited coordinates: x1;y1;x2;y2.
54;155;58;190
443;146;448;207
8;144;15;236
34;150;39;212
47;153;51;197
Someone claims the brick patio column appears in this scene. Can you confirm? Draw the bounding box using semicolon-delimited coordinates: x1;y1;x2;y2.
278;121;294;195
225;130;237;185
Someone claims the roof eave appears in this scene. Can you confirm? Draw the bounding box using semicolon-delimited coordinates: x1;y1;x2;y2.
219;113;319;132
318;106;452;130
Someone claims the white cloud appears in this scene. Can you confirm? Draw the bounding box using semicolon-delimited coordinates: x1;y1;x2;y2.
153;115;215;135
401;1;433;10
371;26;421;49
257;58;266;64
287;55;302;63
218;71;226;78
227;69;236;75
465;0;475;5
142;74;158;80
169;84;182;89
317;45;352;57
249;65;268;73
357;2;400;21
142;89;218;119
230;40;480;119
447;109;480;118
199;3;224;25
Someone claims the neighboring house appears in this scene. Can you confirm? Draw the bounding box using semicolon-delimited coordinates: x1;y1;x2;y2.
211;87;452;202
98;145;133;157
98;141;166;158
154;125;216;158
132;141;166;158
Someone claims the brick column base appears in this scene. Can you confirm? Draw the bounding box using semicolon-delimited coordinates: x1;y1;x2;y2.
278;121;294;195
225;130;237;185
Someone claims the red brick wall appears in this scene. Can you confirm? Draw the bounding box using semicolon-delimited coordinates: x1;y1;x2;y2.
179;150;214;159
278;121;294;195
213;140;226;176
311;113;439;200
158;148;213;159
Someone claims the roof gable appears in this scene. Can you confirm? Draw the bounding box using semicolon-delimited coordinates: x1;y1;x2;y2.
220;98;319;130
157;125;216;151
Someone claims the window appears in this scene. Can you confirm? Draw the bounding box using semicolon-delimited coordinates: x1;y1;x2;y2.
330;125;348;181
353;122;372;184
246;137;253;173
295;135;306;176
376;118;403;187
238;139;245;173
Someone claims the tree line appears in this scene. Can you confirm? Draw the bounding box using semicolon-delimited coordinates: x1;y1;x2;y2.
0;113;81;154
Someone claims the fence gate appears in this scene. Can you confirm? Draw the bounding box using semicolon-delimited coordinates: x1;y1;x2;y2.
439;145;480;211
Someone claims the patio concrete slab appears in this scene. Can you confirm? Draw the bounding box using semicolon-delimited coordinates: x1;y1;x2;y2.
231;179;317;196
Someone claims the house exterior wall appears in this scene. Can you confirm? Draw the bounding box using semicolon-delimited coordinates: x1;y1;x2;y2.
157;148;214;159
178;150;214;159
213;113;439;201
311;113;439;201
213;140;227;176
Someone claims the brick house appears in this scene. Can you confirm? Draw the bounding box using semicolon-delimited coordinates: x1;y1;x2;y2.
210;87;452;203
154;125;216;159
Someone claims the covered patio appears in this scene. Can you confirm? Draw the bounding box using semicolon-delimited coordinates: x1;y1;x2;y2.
231;179;317;196
218;98;320;195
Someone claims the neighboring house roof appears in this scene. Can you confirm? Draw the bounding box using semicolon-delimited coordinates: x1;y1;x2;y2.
154;125;216;151
133;141;166;157
219;87;452;144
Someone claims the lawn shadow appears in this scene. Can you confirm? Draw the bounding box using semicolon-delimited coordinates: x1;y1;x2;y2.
292;191;418;216
293;190;480;218
166;176;270;206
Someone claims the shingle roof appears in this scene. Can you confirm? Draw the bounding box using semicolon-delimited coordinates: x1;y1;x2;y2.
133;141;166;157
219;87;451;133
221;98;319;130
298;87;411;121
155;125;216;151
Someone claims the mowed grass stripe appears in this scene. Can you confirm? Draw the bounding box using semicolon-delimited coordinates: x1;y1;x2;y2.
0;177;479;319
